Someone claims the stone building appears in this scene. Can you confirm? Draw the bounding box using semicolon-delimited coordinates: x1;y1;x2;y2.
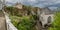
13;2;28;16
13;2;23;9
37;7;54;29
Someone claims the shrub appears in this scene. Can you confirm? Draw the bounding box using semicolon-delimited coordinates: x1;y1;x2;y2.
10;15;35;30
48;12;60;30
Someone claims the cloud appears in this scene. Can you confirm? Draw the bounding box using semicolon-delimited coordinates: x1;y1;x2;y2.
19;0;60;7
49;7;58;10
6;0;19;3
6;0;60;8
28;0;36;2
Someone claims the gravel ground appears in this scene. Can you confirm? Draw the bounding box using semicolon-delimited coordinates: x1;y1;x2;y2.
0;10;6;30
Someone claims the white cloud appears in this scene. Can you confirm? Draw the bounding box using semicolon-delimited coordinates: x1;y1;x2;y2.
28;0;36;2
6;0;60;8
6;0;19;3
6;0;11;2
49;7;58;10
28;0;35;1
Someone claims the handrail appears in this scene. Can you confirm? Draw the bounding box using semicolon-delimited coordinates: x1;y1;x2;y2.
2;10;18;30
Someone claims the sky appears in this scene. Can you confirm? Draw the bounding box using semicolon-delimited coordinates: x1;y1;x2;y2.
5;0;60;10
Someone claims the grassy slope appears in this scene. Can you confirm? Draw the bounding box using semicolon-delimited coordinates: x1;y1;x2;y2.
48;12;60;30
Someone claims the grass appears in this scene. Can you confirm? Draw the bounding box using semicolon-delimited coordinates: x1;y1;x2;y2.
48;12;60;30
9;15;36;30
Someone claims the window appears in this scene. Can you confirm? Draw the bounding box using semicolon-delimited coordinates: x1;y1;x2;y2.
47;16;51;23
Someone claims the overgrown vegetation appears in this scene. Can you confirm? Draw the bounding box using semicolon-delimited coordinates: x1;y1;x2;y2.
48;10;60;30
4;5;37;30
5;4;60;30
9;15;36;30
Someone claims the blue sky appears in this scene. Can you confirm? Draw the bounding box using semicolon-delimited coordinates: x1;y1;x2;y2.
5;0;60;10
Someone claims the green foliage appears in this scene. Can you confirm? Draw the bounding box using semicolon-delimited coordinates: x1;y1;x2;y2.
5;5;38;30
48;12;60;30
10;15;20;27
4;6;31;16
10;15;35;30
4;6;15;15
23;5;32;10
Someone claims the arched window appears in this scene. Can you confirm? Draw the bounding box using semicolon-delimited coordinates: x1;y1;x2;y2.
47;16;51;23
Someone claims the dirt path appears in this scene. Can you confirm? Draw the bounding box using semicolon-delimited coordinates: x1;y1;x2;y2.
0;10;6;30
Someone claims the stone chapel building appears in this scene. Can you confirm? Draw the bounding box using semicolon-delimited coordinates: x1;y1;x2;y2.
37;7;54;28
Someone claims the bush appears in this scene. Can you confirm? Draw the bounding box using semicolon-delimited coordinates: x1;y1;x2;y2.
48;12;60;30
10;15;35;30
